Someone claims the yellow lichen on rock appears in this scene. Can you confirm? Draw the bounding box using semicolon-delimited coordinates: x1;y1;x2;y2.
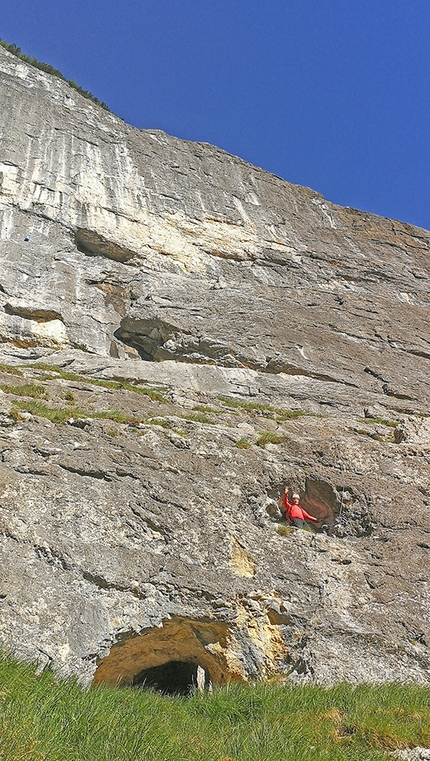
230;536;256;577
235;599;289;677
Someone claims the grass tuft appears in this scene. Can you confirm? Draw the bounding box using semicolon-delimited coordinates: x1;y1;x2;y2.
255;431;285;447
0;362;24;376
218;397;307;420
60;390;75;404
276;524;296;537
192;404;221;414
10;400;144;427
0;382;47;399
182;412;215;424
12;400;84;424
234;438;252;449
145;417;170;428
359;418;399;427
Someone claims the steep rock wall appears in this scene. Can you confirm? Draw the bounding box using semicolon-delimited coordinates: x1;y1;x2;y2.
0;45;429;687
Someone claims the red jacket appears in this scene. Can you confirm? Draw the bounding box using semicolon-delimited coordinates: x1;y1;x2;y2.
283;495;317;522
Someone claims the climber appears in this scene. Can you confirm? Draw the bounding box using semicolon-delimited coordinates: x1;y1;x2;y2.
283;488;318;529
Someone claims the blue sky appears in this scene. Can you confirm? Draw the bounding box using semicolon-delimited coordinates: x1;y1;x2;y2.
2;0;429;230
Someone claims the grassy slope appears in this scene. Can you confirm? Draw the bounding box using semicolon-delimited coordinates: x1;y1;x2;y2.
1;655;429;761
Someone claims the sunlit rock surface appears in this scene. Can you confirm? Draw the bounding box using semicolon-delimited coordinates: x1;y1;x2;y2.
0;45;429;687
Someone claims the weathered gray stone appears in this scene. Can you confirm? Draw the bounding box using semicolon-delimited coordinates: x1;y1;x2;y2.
0;44;429;689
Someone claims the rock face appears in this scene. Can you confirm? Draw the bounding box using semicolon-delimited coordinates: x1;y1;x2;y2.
0;44;429;689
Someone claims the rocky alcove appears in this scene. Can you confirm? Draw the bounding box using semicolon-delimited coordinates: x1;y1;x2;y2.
268;478;339;532
93;617;239;690
75;228;136;263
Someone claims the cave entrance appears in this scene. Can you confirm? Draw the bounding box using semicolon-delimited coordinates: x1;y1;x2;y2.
133;660;210;696
92;616;242;689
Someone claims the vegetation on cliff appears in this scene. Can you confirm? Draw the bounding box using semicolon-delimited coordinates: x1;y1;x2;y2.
1;654;429;761
0;39;111;111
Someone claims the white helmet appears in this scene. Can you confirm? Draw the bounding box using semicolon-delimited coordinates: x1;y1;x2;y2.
292;493;300;499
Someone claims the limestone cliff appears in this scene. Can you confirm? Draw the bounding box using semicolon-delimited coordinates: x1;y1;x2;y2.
0;44;429;689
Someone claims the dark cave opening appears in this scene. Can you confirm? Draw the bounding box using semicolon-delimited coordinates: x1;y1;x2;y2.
132;660;209;696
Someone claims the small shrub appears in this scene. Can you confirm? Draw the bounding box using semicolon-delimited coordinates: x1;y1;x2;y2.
72;342;89;352
107;429;119;437
256;431;285;447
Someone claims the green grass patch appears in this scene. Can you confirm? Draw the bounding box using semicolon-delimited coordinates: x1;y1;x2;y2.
192;404;221;414
145;417;170;428
256;431;285;447
92;409;142;425
234;438;252;449
182;412;215;424
11;400;143;426
276;524;296;537
218;397;306;420
0;362;24;376
27;363;167;402
353;428;385;442
12;400;85;424
1;654;430;761
359;418;399;427
0;381;47;399
60;390;76;404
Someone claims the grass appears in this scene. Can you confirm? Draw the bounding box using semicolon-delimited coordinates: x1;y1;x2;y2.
234;438;252;449
353;427;396;444
358;418;399;428
11;400;85;424
92;410;142;425
1;653;430;761
0;381;47;399
0;363;24;376
145;417;170;428
192;405;221;414
27;363;167;402
182;412;215;424
255;431;285;447
276;525;296;537
11;400;143;427
60;391;76;404
218;397;307;420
